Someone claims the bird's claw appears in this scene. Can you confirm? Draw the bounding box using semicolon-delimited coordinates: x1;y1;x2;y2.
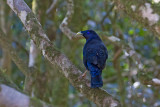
82;73;86;78
81;70;88;78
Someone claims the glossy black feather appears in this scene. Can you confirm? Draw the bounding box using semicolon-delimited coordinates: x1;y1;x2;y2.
81;30;108;88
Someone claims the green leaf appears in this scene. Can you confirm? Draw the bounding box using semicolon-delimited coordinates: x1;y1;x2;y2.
128;29;134;35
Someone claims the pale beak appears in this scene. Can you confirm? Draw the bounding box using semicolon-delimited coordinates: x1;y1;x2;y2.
76;31;83;36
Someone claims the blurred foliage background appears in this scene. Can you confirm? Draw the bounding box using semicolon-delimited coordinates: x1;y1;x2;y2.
0;0;160;107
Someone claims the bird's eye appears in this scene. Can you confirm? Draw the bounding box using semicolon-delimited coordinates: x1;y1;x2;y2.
87;31;90;34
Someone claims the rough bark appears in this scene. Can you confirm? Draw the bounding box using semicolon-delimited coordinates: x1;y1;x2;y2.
6;0;120;106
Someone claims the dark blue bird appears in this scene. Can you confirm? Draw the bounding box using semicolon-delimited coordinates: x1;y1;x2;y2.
77;30;108;88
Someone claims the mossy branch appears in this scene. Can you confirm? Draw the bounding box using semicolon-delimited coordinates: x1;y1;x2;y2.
6;0;121;106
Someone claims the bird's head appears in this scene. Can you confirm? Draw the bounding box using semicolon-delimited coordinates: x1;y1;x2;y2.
76;30;100;40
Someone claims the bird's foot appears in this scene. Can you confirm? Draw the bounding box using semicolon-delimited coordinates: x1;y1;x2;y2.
82;70;88;78
82;73;86;77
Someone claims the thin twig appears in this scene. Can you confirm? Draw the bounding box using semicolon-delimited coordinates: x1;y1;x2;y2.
59;0;81;40
46;0;58;14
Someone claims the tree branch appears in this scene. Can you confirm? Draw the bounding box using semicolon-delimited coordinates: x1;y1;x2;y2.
59;0;82;40
114;0;160;38
0;0;12;75
0;28;28;76
0;28;37;95
0;84;48;107
46;0;58;14
113;47;125;106
6;0;120;106
25;0;39;95
0;69;52;107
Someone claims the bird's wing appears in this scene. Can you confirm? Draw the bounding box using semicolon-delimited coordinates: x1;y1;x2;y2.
97;44;108;69
83;47;97;70
83;40;108;70
84;47;100;68
86;43;108;69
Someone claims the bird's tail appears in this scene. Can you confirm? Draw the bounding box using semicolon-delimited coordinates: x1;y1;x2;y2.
87;62;103;88
90;69;103;88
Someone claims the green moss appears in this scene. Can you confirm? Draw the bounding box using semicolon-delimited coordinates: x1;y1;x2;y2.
44;45;61;60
